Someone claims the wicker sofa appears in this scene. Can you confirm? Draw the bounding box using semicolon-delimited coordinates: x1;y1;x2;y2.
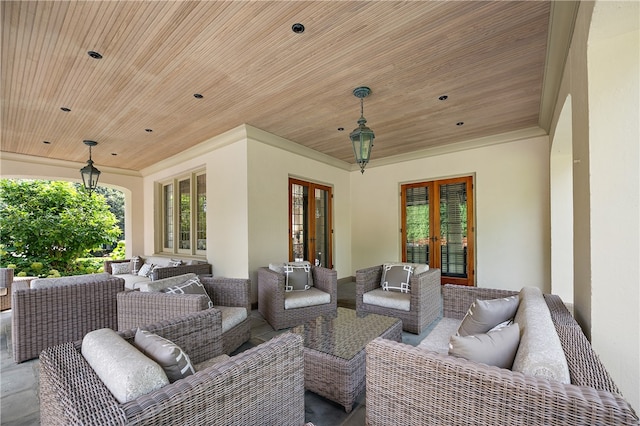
365;284;639;426
39;310;307;426
11;272;125;363
356;265;441;334
105;256;212;289
117;275;251;355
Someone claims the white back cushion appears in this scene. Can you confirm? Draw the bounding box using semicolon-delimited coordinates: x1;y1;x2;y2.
82;328;168;403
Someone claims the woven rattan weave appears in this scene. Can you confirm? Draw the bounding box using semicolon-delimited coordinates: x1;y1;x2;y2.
291;307;402;413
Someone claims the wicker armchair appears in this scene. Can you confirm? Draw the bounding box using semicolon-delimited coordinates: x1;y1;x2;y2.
11;273;125;363
258;265;337;330
364;286;639;426
117;276;251;355
356;265;441;334
40;310;307;426
0;267;14;311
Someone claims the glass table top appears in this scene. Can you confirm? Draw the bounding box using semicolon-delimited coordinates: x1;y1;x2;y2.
290;307;401;360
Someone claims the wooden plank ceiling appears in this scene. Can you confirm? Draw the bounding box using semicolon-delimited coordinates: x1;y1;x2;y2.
1;1;551;171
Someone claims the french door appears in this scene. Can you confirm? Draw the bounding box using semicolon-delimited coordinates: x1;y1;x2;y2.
289;178;333;269
401;176;474;286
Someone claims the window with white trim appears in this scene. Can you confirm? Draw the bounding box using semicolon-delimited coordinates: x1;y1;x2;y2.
158;170;206;256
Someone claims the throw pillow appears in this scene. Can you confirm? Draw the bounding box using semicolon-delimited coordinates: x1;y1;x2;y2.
81;328;169;403
134;329;195;383
381;263;414;293
160;276;214;308
457;295;519;337
131;256;142;274
111;262;132;275
449;322;520;369
284;263;311;292
169;259;183;267
137;263;154;277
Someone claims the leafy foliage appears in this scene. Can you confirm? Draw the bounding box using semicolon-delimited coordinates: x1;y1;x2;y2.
109;240;127;260
0;179;121;276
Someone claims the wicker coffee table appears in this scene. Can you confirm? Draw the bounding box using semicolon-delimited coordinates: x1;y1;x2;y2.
291;307;402;412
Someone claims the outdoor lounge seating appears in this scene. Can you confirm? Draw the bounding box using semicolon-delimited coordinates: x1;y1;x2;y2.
39;309;307;425
364;284;639;426
257;263;337;330
11;272;125;363
105;256;212;289
356;264;441;334
117;274;251;355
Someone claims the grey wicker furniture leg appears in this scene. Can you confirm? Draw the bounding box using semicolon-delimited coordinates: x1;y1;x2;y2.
291;307;402;413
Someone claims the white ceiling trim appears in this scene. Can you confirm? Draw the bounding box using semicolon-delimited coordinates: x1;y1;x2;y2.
364;126;549;171
0;151;140;177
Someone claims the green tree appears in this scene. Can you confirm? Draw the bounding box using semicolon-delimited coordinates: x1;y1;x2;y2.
93;185;125;236
0;179;121;275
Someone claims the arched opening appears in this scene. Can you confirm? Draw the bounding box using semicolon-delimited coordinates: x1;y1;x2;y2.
550;95;574;306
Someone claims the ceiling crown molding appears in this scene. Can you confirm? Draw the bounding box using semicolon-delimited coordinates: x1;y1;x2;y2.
538;1;580;132
0;151;140;177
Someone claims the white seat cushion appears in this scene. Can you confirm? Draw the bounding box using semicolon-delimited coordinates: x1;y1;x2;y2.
194;354;230;372
417;317;462;354
363;288;410;312
284;287;330;309
121;274;151;290
213;306;248;333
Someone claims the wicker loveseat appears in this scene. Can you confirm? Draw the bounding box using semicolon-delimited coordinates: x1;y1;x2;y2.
117;275;251;355
365;284;639;426
39;310;307;426
11;272;125;363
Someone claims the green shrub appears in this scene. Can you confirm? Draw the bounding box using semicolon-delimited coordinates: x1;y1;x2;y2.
109;241;126;260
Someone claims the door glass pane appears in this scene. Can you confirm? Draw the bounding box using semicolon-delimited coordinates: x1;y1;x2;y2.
440;182;467;277
164;184;173;249
314;188;329;267
291;183;308;262
405;186;430;264
196;174;206;251
178;179;191;250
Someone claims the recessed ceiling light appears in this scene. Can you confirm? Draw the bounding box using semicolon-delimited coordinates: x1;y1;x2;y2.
456;121;464;126
43;141;51;144
337;127;344;131
88;51;103;59
145;128;153;132
60;107;71;112
438;95;448;101
194;93;203;99
292;23;305;34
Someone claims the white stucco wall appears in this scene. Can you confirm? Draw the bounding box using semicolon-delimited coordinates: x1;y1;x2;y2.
550;96;574;303
587;2;640;411
547;0;639;411
246;128;351;302
350;135;551;291
141;127;250;281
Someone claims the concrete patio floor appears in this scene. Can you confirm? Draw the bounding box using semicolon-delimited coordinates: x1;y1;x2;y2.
0;281;432;425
